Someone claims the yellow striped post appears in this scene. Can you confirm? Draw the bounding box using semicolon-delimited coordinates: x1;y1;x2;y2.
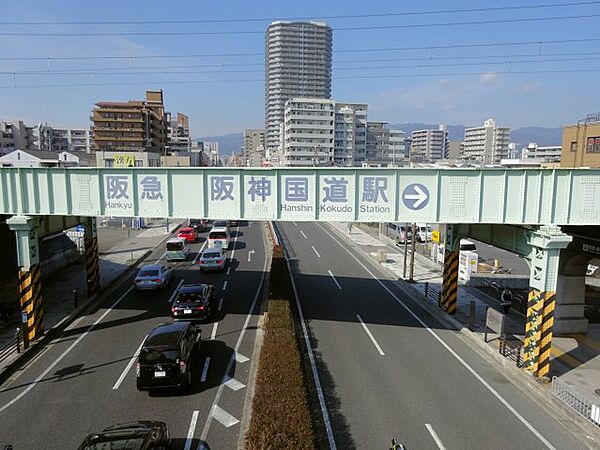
441;250;459;315
18;264;44;342
523;289;544;374
536;291;556;378
85;235;100;297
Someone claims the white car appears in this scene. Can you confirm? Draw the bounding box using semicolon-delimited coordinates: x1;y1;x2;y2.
197;247;227;271
134;264;174;290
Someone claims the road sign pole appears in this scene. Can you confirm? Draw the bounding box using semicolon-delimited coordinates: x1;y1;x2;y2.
409;222;417;282
403;223;409;278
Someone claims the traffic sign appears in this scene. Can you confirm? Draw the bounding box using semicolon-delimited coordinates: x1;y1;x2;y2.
402;183;430;210
432;230;440;243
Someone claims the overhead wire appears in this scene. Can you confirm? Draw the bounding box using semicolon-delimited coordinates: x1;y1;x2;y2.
0;1;598;25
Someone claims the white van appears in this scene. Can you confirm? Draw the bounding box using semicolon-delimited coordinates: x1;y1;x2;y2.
386;223;412;244
166;237;190;261
208;226;230;250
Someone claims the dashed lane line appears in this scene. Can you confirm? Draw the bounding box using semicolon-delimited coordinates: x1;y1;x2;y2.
112;335;147;390
356;315;385;356
200;357;211;383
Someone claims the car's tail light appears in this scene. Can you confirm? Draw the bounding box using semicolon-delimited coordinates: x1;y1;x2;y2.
152;279;161;283
171;306;177;313
179;359;186;374
197;305;205;310
136;362;140;377
216;260;223;264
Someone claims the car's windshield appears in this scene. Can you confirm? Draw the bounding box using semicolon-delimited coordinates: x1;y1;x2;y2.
138;269;159;277
82;437;145;450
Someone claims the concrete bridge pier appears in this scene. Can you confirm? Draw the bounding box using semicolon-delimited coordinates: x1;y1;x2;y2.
554;251;590;335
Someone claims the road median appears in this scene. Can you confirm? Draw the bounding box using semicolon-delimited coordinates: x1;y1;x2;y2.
245;245;315;449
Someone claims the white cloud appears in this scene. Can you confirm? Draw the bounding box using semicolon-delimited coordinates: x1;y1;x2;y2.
519;82;541;93
479;72;501;84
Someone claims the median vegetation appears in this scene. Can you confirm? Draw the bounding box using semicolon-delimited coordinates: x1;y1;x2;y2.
246;245;315;449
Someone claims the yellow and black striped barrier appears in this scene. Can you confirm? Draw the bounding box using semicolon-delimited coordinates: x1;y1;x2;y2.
441;250;459;315
85;236;100;297
18;263;44;342
537;291;556;378
523;289;545;375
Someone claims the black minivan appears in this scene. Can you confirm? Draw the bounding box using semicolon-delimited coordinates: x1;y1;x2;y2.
136;321;201;392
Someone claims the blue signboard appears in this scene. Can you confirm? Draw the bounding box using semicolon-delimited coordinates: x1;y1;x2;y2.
402;183;430;210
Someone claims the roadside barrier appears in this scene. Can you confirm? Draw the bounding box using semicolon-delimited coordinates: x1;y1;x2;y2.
552;376;600;428
499;336;523;368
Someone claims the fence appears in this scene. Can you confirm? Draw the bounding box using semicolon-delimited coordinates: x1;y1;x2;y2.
499;336;523;367
0;329;21;364
552;376;600;428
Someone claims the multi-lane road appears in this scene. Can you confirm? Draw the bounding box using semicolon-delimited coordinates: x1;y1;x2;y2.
277;221;587;450
0;221;267;449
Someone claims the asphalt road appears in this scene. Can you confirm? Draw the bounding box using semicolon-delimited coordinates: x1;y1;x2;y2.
0;221;267;450
278;221;587;450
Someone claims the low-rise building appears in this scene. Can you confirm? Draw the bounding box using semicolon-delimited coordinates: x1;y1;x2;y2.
0;120;37;154
167;112;191;153
35;124;92;153
521;142;561;163
95;150;160;168
561;113;600;168
0;149;59;167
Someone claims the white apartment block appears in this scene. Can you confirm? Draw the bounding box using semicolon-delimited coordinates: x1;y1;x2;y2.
282;98;335;167
265;21;332;155
0;120;37;154
462;118;510;164
334;103;368;166
243;129;266;154
521;142;562;162
167;113;191;153
35;124;92;153
410;125;449;162
366;122;406;167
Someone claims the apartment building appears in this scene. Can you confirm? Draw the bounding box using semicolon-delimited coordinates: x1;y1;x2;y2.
91;90;167;154
243;129;266;154
35;124;92;153
167;112;191;153
334;103;368;166
410;125;449;162
366;122;406;167
0;120;37;154
521;142;562;163
561;113;600;168
265;21;332;154
462;118;510;164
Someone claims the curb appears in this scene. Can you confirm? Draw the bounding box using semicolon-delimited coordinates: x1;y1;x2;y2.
0;222;183;386
326;223;600;447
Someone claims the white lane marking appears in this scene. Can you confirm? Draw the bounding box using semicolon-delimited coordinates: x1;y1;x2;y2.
224;375;246;391
227;223;240;266
426;424;446;450
192;240;208;264
317;223;556;450
112;335;147;390
222;280;228;291
356;315;385;356
212;405;239;428
300;230;308;239
286;241;337;450
200;357;211;383
183;410;199;450
328;270;342;290
226;266;231;275
235;352;249;363
167;279;184;303
292;221;297;226
199;247;267;443
248;249;255;262
0;286;134;413
210;323;218;340
157;251;167;262
218;297;224;311
312;246;321;258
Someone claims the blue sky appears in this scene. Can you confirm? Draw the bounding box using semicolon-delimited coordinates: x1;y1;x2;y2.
1;0;600;136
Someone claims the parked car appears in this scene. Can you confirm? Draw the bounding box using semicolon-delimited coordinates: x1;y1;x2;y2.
197;247;227;271
134;265;173;291
77;421;171;450
188;218;208;232
171;284;215;321
386;223;412;244
177;226;198;243
136;321;201;392
212;219;229;228
207;226;230;250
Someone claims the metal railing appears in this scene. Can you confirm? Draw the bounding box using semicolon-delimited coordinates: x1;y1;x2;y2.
0;328;22;364
552;376;600;428
499;336;523;368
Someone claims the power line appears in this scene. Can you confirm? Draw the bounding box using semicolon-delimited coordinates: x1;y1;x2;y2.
1;1;598;25
2;68;599;89
1;37;599;61
1;13;599;36
4;55;600;77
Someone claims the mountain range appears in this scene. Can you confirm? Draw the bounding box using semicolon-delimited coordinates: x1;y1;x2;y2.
198;124;563;157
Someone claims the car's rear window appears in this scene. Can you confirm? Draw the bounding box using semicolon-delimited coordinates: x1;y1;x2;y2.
167;242;183;251
203;252;220;259
176;292;204;303
213;221;227;227
189;219;202;225
82;437;144;450
138;269;159;277
209;232;227;239
139;348;179;364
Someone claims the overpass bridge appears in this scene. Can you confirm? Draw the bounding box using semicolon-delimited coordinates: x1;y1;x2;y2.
1;166;599;378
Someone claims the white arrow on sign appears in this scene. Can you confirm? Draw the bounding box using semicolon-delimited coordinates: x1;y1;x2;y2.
404;185;428;209
248;250;255;262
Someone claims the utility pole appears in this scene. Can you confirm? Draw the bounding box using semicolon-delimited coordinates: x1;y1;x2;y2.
409;222;417;282
403;222;409;278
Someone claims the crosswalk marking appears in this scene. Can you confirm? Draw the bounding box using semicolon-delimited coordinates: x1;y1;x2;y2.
224;375;246;391
212;405;239;428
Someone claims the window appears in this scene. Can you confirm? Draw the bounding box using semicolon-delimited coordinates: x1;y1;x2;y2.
570;141;578;152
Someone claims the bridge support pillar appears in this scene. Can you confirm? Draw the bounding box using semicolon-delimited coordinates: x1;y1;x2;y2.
524;226;572;378
441;225;459;315
6;216;45;342
83;217;100;297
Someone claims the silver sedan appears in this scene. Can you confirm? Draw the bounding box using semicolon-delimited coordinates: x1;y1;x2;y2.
134;264;174;290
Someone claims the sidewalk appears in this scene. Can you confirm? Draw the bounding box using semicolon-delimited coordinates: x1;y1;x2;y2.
0;219;180;374
330;222;600;403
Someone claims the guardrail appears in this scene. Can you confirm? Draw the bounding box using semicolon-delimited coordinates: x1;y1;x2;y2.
267;221;279;246
552;376;600;428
